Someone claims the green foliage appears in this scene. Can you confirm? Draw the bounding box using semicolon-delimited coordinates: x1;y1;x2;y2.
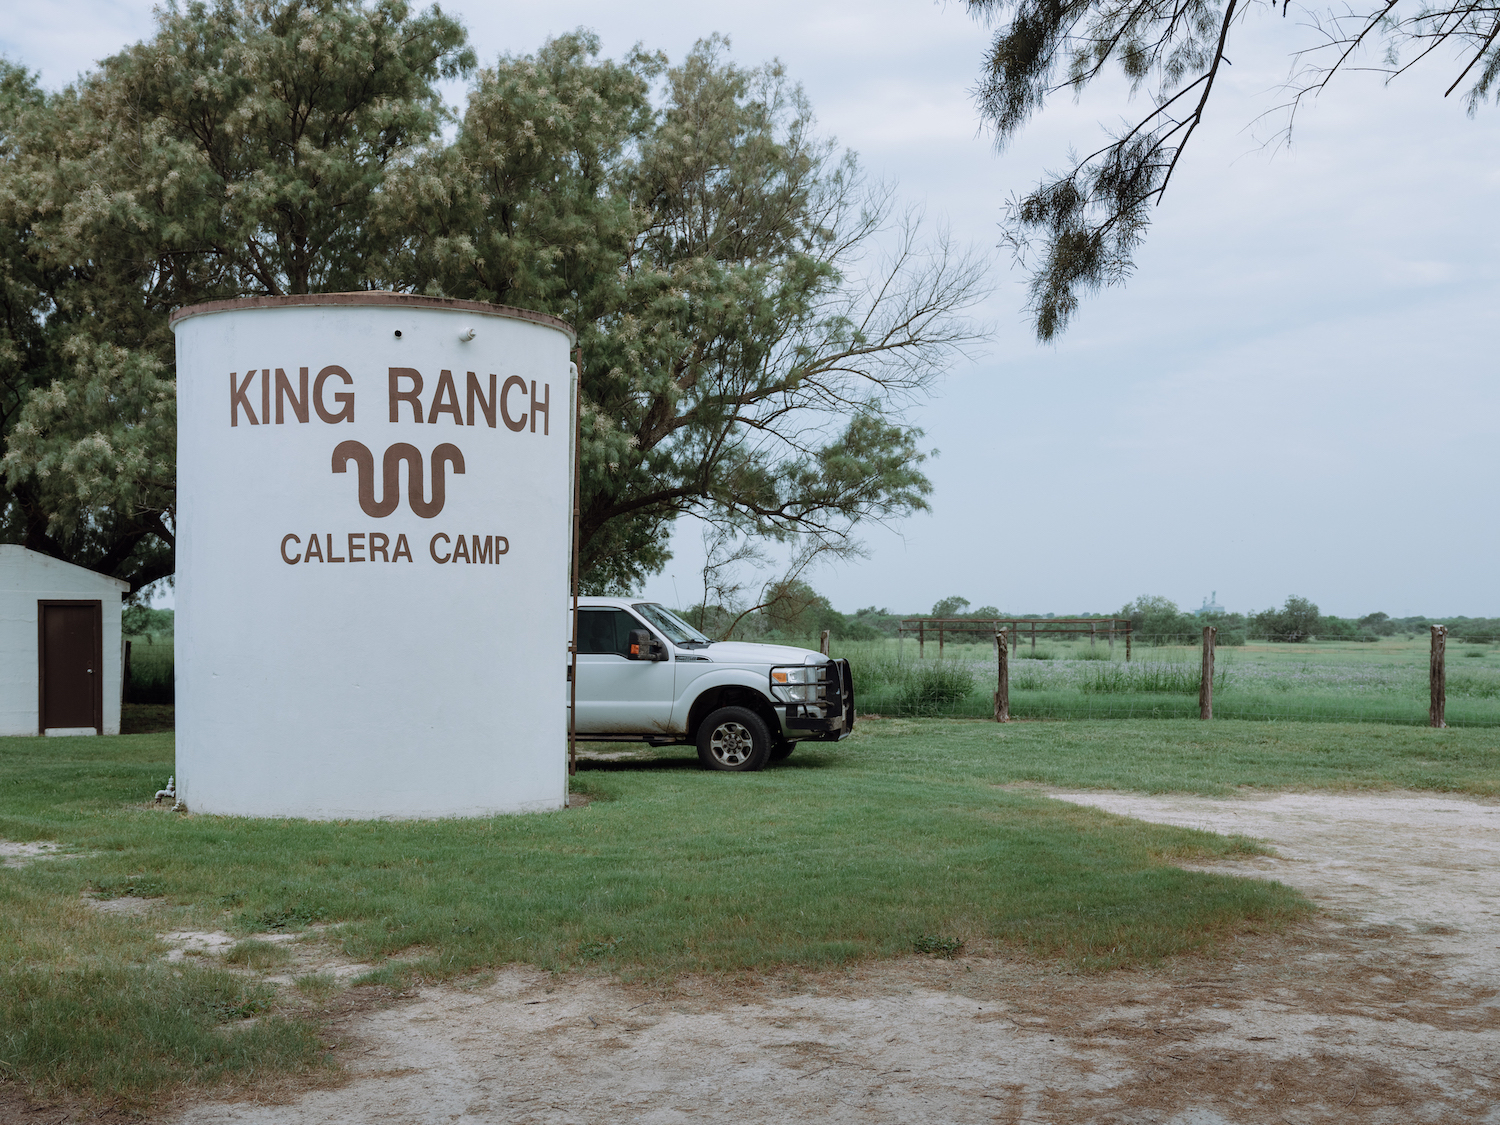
391;32;987;590
2;15;985;594
0;0;474;590
121;605;174;637
1119;595;1206;645
1252;596;1322;643
966;0;1500;338
931;595;971;618
850;607;903;638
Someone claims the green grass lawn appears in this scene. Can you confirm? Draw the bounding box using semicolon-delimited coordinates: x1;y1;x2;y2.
5;715;1496;1102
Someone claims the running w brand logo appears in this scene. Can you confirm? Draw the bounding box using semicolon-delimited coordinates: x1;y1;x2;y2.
331;441;465;518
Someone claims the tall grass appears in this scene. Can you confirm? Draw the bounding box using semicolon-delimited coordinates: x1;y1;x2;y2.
830;636;1500;726
1081;660;1229;695
125;641;174;705
895;664;976;716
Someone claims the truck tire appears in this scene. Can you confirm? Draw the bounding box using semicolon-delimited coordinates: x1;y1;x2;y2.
696;707;772;772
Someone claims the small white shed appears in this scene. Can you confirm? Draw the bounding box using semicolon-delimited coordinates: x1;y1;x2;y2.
0;545;129;736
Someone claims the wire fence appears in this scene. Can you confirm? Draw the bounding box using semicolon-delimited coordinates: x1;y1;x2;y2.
842;633;1500;728
124;639;174;705
119;629;1499;728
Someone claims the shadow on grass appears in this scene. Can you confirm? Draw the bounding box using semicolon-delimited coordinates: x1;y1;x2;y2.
573;745;845;773
574;756;700;773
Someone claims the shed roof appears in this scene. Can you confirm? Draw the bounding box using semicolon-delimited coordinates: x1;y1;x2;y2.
0;545;132;593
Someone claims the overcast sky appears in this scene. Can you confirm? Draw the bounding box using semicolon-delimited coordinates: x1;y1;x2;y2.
5;0;1497;618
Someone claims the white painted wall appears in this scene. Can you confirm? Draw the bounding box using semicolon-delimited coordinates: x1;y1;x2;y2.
173;296;575;818
0;545;129;736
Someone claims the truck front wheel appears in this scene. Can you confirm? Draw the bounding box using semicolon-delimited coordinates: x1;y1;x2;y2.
696;707;772;772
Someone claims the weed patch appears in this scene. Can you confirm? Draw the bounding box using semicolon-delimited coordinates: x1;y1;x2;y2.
912;934;965;958
895;664;976;715
224;938;293;970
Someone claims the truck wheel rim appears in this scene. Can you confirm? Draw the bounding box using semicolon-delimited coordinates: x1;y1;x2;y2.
708;721;754;765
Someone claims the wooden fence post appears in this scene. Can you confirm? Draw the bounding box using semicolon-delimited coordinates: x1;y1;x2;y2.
1430;625;1448;728
939;623;945;659
919;620;925;659
994;632;1010;722
1109;622;1114;656
1125;621;1132;662
1090;623;1096;651
1031;621;1036;652
820;629;830;656
1200;626;1216;720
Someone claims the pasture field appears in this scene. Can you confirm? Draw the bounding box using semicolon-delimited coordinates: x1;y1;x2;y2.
3;716;1495;1102
841;634;1500;726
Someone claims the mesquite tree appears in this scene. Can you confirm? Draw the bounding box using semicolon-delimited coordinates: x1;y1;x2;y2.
969;0;1500;338
1;6;987;594
393;34;990;590
0;0;473;591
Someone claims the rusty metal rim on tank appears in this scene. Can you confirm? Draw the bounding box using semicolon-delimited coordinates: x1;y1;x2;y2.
169;291;576;344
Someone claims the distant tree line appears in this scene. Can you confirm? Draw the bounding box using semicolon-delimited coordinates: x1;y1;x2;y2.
1117;596;1500;645
676;589;1500;646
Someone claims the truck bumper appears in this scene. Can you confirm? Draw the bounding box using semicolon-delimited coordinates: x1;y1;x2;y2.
782;658;855;741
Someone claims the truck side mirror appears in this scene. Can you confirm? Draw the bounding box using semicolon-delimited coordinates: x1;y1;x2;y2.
627;630;665;661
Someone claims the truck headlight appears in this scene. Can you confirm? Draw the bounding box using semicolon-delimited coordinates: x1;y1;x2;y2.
770;665;822;703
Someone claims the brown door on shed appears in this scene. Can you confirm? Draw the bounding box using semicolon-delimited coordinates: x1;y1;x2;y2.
38;600;102;733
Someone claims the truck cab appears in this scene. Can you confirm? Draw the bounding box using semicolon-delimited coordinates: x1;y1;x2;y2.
569;598;854;771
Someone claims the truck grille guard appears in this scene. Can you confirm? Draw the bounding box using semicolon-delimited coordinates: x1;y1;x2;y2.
783;658;855;739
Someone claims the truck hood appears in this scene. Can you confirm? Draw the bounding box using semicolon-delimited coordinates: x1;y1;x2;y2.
688;640;825;666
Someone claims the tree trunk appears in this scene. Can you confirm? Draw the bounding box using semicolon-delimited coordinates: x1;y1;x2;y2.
820;629;830;656
994;632;1009;722
1430;625;1447;728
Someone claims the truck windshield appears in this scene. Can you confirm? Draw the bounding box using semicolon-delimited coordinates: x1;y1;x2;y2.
633;603;712;647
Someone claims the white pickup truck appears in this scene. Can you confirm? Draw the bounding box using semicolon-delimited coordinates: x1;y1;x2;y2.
569;598;854;771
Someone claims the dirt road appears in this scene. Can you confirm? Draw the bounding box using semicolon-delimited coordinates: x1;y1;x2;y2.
172;790;1500;1125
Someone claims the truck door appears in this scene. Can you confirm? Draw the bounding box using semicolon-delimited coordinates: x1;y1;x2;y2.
573;608;677;734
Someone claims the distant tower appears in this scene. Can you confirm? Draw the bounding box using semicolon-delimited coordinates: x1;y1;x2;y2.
1197;590;1224;616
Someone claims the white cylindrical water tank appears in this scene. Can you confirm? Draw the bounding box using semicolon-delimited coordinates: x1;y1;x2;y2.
171;294;576;817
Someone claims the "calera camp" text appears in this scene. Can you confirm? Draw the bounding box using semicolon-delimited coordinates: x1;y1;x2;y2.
233;367;551;433
280;533;510;564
